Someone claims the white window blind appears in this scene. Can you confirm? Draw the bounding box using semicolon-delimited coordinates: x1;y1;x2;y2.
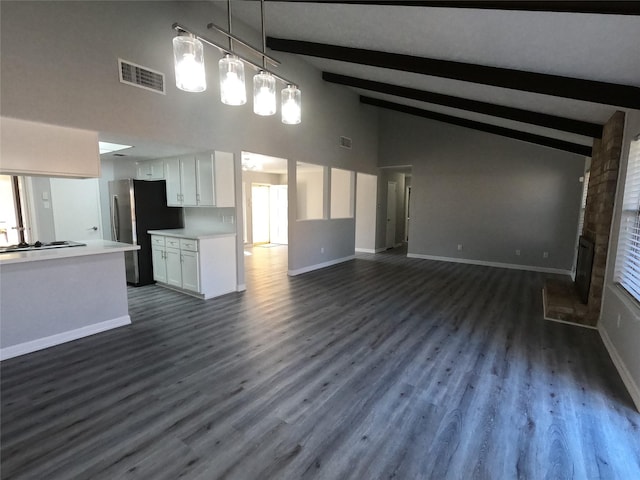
615;136;640;301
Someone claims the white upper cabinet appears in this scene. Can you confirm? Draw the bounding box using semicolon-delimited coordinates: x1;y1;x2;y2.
0;117;100;178
180;157;198;206
165;157;182;206
135;159;164;180
164;151;235;207
195;152;215;207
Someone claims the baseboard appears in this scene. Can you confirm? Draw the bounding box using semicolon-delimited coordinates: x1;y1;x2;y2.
288;255;356;276
375;247;387;253
407;253;572;275
599;323;640;413
237;283;246;292
0;316;131;361
355;248;376;254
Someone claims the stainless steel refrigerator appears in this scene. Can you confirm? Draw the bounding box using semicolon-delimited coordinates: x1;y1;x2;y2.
109;179;183;286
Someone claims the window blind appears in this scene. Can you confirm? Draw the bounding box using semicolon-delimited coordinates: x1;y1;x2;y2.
615;136;640;301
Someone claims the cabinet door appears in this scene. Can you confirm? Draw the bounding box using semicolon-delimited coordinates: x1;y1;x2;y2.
214;151;235;207
150;159;165;180
151;246;167;283
164;158;182;206
181;250;200;292
195;152;215;206
165;247;182;287
180;157;198;206
136;161;152;180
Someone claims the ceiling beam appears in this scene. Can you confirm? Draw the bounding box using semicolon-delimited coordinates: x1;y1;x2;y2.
323;72;603;138
360;96;592;156
267;37;640;109
267;1;640;15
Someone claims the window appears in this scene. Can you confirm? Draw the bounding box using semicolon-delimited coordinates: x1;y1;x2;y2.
615;136;640;301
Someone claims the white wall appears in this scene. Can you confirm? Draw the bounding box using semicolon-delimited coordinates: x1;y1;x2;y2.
355;172;378;252
600;109;640;412
0;0;379;280
378;111;585;272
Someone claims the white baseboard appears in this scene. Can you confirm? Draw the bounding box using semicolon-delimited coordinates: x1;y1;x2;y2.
0;316;131;361
407;253;572;275
375;247;387;253
288;255;355;276
355;248;376;254
237;283;246;292
599;323;640;413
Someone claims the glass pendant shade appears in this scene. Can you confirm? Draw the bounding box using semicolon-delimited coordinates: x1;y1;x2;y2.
253;71;276;116
172;35;206;93
281;85;301;124
219;55;247;106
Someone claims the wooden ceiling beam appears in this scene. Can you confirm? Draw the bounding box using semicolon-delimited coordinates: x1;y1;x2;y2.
267;37;640;109
267;1;640;15
360;96;592;156
323;72;603;138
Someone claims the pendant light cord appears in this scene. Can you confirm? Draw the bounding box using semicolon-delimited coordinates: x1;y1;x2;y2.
261;0;266;70
227;0;233;51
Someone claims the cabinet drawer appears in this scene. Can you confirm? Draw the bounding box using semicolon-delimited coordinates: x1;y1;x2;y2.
165;238;181;249
180;238;198;252
151;235;165;247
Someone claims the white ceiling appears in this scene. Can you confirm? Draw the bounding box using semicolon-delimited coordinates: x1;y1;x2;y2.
228;1;639;149
102;2;639;160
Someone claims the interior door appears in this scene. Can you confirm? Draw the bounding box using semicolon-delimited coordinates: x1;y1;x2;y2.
386;181;397;249
50;177;103;241
269;185;288;245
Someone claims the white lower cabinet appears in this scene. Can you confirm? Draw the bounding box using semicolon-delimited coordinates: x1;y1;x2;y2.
180;250;200;292
165;247;183;288
150;233;234;299
151;245;167;283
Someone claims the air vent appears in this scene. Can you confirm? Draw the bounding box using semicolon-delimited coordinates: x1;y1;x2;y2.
118;59;165;94
339;136;352;149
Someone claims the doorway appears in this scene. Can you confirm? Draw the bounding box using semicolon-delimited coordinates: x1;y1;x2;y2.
251;184;271;245
386;181;397;249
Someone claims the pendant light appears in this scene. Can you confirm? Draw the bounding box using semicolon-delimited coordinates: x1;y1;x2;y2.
171;0;302;123
172;34;206;92
219;54;247;105
253;71;276;116
281;85;301;124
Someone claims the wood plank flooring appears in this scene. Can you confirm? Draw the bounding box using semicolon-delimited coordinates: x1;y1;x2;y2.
2;246;639;479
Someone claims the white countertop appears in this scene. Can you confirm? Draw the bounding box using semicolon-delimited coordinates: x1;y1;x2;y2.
0;240;139;265
147;229;236;240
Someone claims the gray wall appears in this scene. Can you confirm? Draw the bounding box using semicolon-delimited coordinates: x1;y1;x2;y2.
378;111;586;271
600;109;640;411
1;0;379;281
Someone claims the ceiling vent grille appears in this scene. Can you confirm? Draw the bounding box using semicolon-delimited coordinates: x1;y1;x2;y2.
118;59;165;94
339;136;352;149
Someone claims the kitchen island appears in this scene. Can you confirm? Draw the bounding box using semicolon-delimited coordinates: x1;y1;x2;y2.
147;229;237;300
0;240;139;360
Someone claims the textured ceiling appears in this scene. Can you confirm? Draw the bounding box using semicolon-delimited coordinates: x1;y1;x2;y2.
226;1;640;151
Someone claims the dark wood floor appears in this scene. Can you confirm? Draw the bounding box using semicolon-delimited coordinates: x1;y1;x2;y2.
2;246;639;479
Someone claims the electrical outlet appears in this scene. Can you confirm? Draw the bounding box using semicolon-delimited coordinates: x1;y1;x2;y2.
515;249;521;256
617;313;621;328
457;244;463;251
543;251;549;258
321;247;325;254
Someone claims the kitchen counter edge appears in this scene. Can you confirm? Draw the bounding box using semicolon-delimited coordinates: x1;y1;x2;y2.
147;229;236;240
0;240;140;265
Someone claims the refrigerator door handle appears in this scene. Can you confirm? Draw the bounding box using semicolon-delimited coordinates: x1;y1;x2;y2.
112;195;120;241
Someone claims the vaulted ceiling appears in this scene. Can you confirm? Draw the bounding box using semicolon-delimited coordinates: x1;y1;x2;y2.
228;0;640;156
